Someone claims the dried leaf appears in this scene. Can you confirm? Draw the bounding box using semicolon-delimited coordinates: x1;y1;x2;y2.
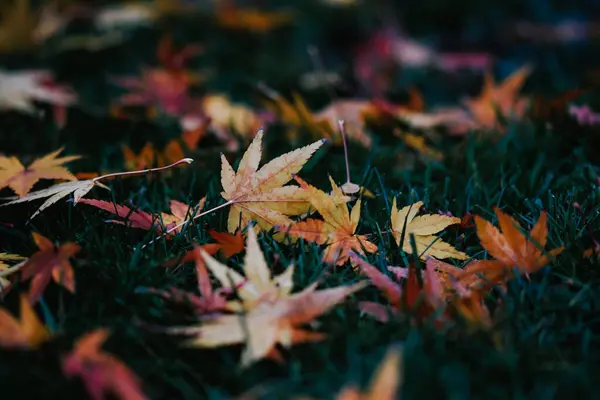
458;208;564;287
0;147;81;197
62;329;148;400
201;226;294;311
220;129;325;233
283;176;377;266
171;281;366;367
20;232;80;304
390;199;467;260
0;295;50;349
208;229;245;258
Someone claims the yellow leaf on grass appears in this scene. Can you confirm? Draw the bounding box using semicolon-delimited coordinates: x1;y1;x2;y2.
0;148;81;197
282;176;377;266
390;199;467;260
220;129;325;234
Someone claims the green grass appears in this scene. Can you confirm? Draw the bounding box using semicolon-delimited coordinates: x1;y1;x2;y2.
2;1;600;399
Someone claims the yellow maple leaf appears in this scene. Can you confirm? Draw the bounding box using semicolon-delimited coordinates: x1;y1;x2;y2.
0;295;51;349
0;147;81;197
457;207;564;288
390;199;468;260
282;176;377;266
199;225;294;311
215;3;293;33
335;347;403;400
171;280;366;367
220;129;325;233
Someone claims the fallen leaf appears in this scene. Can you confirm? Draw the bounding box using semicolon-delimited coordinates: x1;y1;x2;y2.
216;4;293;33
62;329;148;400
390;199;467;260
220;129;325;233
334;346;403;400
394;130;443;162
78;198;205;236
457;208;564;288
201;225;294;311
0;295;50;349
20;232;80;304
0;252;26;294
0;69;77;114
208;229;245;258
0;147;81;197
170;280;366;367
282;176;377;266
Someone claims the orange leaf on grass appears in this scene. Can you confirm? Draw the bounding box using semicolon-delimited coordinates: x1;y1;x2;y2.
281;176;377;266
0;295;50;349
207;229;245;258
20;232;80;304
458;208;564;288
0;147;81;197
62;329;148;400
216;3;293;33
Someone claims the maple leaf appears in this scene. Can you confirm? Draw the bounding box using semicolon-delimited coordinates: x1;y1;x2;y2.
457;208;564;288
122;143;165;171
351;254;453;322
215;3;293;33
78;198;206;236
202;94;263;145
282;176;377;266
0;69;77;113
394;130;443;162
0;252;26;294
459;65;532;132
262;90;371;147
333;347;403;400
112;68;194;116
62;329;148;400
219;129;325;234
200;225;295;311
1;157;192;220
390;199;468;261
0;295;50;349
170;280;366;367
20;232;80;304
208;229;245;258
0;147;81;198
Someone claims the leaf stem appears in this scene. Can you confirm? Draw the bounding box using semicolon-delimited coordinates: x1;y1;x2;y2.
338;120;352;184
92;158;194;183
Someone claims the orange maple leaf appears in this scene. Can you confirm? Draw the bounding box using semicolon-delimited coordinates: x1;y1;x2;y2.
0;147;81;197
62;329;148;400
20;232;80;304
207;229;245;258
281;176;377;266
458;208;564;288
216;3;293;33
460;65;532;132
0;295;51;349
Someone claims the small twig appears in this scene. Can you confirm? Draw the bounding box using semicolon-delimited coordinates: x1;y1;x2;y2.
93;158;194;183
141;200;234;249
